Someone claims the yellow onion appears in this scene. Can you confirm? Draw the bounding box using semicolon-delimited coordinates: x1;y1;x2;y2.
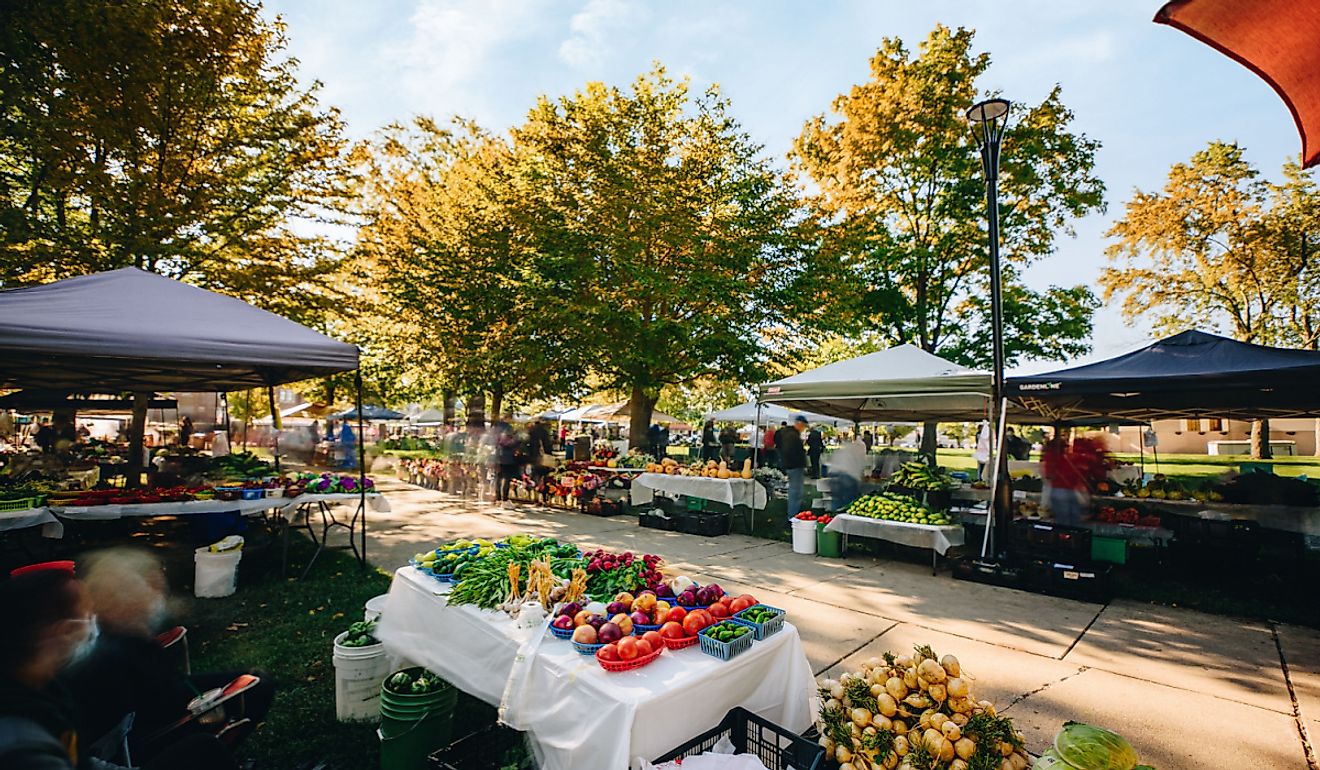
955;737;976;760
877;693;898;717
940;738;956;763
928;683;947;702
918;658;947;684
886;677;907;700
942;721;962;741
892;719;908;735
929;712;948;730
903;668;919;688
874;714;893;732
894;735;909;756
941;654;961;677
852;708;873;727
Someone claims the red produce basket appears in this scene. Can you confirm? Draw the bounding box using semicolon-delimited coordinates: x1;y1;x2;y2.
596;645;663;671
663;634;700;650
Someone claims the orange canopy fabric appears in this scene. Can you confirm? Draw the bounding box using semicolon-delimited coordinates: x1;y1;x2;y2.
1157;0;1320;167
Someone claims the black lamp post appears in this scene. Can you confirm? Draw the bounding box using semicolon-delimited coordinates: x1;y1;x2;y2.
967;97;1011;557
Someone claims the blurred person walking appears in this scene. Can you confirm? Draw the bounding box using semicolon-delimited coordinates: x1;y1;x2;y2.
781;417;808;521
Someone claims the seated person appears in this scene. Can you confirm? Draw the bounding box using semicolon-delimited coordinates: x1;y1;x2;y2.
62;548;274;761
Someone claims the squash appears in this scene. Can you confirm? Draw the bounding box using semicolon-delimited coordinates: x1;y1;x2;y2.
741;469;753;479
718;469;732;479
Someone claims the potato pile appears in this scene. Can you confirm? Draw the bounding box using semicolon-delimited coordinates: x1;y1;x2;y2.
815;645;1031;770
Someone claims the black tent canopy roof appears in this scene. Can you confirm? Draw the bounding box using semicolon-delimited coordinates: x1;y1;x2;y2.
1007;330;1320;421
0;268;359;392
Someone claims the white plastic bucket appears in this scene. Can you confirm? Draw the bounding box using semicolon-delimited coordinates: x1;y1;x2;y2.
333;631;390;722
364;594;389;623
791;519;818;555
193;547;242;598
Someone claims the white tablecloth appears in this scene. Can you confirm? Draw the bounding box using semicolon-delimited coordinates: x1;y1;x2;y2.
377;567;814;770
629;474;768;510
50;497;278;520
49;492;389;521
0;507;63;538
825;513;965;555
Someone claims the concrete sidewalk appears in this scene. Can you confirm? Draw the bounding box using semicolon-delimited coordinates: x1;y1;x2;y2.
356;478;1317;769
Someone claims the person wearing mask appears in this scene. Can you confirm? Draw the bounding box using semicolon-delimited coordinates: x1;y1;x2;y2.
718;425;738;463
701;419;718;462
805;423;825;479
63;549;273;762
781;417;808;522
0;564;234;770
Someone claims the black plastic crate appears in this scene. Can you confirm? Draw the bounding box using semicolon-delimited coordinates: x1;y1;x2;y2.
1042;560;1113;603
639;509;678;531
952;556;1024;589
678;510;731;536
428;724;533;770
654;707;824;770
583;498;624;516
1010;518;1092;560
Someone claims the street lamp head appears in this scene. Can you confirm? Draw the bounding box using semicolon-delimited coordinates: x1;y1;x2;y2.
966;98;1010;124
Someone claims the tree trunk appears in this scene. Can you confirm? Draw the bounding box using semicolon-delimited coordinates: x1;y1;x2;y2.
629;384;658;450
490;383;504;423
1250;419;1273;459
467;392;486;428
126;392;150;489
442;390;456;427
919;420;939;466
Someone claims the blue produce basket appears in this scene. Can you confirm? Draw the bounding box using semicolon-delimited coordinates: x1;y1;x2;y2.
548;623;575;640
698;622;754;661
632;622;661;635
571;640;606;656
731;605;786;641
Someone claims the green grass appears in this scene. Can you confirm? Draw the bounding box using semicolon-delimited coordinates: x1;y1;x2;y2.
186;536;393;769
937;447;1320;487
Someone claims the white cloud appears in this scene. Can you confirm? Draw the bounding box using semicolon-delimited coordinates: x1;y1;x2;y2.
559;0;646;69
396;0;553;117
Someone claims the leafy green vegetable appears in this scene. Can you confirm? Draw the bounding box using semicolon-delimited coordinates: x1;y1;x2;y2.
1053;722;1140;770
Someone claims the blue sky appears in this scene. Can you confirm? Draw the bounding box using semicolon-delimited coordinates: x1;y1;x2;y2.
264;0;1302;372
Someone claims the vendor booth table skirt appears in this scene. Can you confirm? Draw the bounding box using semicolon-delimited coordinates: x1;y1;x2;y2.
377;567;815;770
824;513;965;573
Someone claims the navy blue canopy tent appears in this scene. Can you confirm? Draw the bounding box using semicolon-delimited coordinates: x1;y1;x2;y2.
1007;330;1320;422
336;405;405;421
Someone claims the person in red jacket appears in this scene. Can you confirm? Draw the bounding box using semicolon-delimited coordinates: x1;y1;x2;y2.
1041;434;1108;525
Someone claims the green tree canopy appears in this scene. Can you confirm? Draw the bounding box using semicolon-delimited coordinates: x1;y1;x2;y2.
509;65;798;444
789;25;1105;369
0;0;353;326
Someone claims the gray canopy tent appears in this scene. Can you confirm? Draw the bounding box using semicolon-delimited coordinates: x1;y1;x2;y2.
0;268;370;566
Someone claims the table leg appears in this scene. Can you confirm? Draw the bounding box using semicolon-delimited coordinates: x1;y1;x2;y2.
931;548;937;576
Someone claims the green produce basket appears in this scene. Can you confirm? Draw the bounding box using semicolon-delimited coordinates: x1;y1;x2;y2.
816;523;843;558
0;496;42;512
1091;535;1128;565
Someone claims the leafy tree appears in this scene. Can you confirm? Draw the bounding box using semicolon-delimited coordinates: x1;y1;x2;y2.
0;0;353;326
790;25;1104;368
1101;142;1320;457
790;25;1104;457
511;65;797;445
352;118;587;414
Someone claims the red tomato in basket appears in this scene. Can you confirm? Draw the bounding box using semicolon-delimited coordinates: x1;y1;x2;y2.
660;622;686;639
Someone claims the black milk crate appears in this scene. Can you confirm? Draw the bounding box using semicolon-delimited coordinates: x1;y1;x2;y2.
583;498;624;517
678;510;731;537
1010;518;1092;560
952;556;1024;589
428;724;533;770
1043;560;1113;603
654;707;824;770
639;508;678;531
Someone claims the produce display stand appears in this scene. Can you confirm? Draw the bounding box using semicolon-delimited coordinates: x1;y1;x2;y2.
823;513;964;574
629;473;767;533
49;497;276;521
376;566;815;770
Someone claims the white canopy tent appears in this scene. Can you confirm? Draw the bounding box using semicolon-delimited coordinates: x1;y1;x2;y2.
757;345;995;423
705;400;846;428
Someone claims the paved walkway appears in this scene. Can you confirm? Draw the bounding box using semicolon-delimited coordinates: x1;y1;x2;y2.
357;478;1318;769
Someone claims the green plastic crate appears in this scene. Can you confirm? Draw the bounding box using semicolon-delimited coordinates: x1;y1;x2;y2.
1091;535;1128;565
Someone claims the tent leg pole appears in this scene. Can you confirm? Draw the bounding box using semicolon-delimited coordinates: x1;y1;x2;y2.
267;385;281;475
355;369;367;568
